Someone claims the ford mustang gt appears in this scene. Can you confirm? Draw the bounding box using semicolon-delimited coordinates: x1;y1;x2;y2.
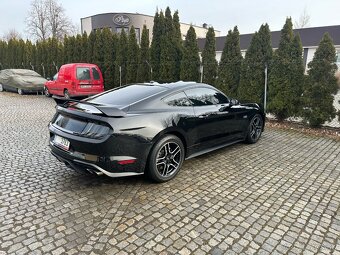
49;81;264;182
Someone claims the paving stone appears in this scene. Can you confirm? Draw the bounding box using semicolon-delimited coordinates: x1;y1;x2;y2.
0;93;339;254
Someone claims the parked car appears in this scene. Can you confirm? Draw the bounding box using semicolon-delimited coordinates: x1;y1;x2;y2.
44;63;104;98
0;69;46;95
48;81;265;182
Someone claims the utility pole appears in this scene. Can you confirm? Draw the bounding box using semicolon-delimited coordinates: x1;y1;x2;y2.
145;60;152;81
119;66;122;87
264;64;268;113
200;65;203;83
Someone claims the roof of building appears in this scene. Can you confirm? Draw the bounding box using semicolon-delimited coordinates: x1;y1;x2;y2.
197;25;340;52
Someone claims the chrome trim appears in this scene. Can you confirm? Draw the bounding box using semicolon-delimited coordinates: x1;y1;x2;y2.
73;159;143;177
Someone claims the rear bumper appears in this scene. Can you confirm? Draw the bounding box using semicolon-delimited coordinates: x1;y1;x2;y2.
49;124;153;177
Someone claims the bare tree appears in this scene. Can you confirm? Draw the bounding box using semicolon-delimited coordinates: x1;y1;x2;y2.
26;0;75;41
26;0;49;41
45;0;76;40
2;29;22;41
294;8;311;29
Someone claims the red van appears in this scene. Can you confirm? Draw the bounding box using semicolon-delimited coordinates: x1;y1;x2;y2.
44;63;104;98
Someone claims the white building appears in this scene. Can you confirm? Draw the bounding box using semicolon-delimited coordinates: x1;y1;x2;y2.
81;13;220;44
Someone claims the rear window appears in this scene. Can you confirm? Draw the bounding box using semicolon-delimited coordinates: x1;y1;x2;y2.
76;67;90;80
92;68;100;80
87;85;166;106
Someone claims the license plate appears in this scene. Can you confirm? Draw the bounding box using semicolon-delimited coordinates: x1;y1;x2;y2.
81;85;91;88
54;135;70;151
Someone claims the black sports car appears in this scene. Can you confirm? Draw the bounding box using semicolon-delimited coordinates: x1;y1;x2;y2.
49;82;264;182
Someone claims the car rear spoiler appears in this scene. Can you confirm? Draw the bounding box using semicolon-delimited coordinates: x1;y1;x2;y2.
52;96;126;117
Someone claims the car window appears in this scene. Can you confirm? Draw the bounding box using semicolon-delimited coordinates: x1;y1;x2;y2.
92;68;100;80
87;84;166;106
53;73;58;81
184;88;229;106
163;92;192;107
76;67;91;80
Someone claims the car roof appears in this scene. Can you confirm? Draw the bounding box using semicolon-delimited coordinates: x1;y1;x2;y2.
144;81;215;92
60;63;99;68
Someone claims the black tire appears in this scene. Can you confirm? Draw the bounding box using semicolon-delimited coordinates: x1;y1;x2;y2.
17;88;24;95
245;114;263;144
64;89;70;99
44;86;52;97
147;135;185;183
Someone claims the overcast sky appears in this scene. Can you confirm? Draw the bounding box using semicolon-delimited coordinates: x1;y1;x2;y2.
1;0;340;38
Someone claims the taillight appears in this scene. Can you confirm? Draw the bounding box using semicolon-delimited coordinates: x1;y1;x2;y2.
81;122;111;139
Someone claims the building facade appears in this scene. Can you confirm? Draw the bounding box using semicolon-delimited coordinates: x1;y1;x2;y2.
81;13;220;44
197;25;340;71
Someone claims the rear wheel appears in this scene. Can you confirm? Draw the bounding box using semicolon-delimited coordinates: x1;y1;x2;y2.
245;114;263;144
147;135;185;182
64;89;70;99
44;86;51;97
17;88;24;95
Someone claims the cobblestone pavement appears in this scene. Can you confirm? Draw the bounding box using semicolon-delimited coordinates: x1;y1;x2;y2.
0;92;339;255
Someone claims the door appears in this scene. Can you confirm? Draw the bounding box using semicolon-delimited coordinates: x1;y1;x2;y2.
184;87;235;152
76;67;92;93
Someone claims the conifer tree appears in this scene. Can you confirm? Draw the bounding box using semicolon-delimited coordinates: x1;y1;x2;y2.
180;26;200;82
302;33;338;127
102;28;115;90
159;7;177;82
150;11;163;80
173;10;183;80
80;32;88;62
137;25;151;82
87;31;96;63
238;23;272;104
217;26;243;97
93;30;104;70
126;26;139;84
115;29;128;86
268;18;304;121
73;34;82;63
201;27;218;85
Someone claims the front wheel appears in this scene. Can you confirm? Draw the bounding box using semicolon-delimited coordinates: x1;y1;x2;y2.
44;87;51;97
64;89;70;99
147;135;185;182
18;88;24;95
245;114;263;144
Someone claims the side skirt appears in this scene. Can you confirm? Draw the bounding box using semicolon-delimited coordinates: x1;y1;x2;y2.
185;139;244;160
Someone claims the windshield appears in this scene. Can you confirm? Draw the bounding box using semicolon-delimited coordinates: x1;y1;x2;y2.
87;84;166;106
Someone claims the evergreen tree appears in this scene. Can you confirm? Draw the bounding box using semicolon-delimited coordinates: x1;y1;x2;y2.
73;34;82;63
87;31;96;63
137;25;151;82
302;33;338;127
217;26;243;97
159;7;177;82
180;26;200;82
173;10;183;80
202;27;218;85
238;23;272;104
126;26;140;84
93;30;104;70
150;11;163;80
115;29;128;86
102;28;115;90
268;18;304;121
80;32;88;62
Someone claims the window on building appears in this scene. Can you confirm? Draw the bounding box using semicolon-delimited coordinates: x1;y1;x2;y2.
116;27;129;34
336;50;340;67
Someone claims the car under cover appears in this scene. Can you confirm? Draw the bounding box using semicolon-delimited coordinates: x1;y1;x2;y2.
0;69;46;91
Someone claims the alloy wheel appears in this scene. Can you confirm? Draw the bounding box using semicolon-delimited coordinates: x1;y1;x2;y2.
250;115;263;141
156;142;182;177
